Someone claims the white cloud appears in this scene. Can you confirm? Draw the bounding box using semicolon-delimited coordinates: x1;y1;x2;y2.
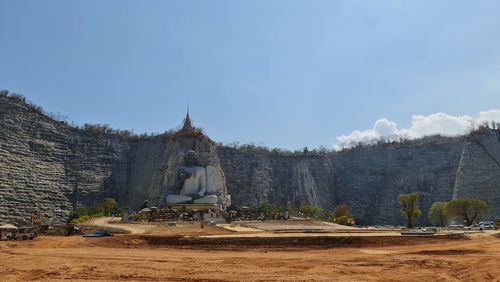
373;118;399;136
399;113;474;138
477;110;500;123
335;110;500;148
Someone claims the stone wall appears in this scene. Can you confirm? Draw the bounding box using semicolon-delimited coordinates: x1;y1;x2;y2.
1;95;499;226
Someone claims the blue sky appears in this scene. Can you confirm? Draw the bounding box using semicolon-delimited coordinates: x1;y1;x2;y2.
1;1;500;149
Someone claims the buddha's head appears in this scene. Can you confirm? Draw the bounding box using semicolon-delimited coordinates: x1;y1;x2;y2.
184;150;199;166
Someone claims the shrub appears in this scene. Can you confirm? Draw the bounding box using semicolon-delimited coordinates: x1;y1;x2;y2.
68;198;120;224
334;216;355;226
445;198;489;226
330;203;355;226
298;203;323;219
428;202;449;226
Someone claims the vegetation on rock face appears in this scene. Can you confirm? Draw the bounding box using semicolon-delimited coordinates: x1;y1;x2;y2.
69;198;121;224
428;202;449;227
0;90;171;140
398;192;422;228
445;198;489;226
170;128;208;141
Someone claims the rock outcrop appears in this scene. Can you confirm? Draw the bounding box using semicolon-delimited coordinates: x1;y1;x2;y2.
218;140;466;225
1;94;499;226
0;95;132;225
453;131;500;218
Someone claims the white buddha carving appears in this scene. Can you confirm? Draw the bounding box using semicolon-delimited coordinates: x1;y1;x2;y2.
166;150;218;205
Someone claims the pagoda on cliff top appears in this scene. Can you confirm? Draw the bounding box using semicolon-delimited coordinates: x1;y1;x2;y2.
181;108;194;132
172;106;206;140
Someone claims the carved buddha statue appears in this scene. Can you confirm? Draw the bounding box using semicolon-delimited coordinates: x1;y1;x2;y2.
166;150;218;205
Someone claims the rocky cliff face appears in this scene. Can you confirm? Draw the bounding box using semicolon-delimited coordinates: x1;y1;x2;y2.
218;134;500;225
219;140;466;225
218;148;336;210
453;131;500;218
330;141;464;225
0;95;132;225
125;133;230;209
1;95;499;226
0;95;230;225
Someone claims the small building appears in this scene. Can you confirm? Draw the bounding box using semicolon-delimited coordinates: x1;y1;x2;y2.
0;224;18;240
0;223;18;230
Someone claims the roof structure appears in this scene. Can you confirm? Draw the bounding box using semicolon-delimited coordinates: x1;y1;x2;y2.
0;224;18;230
181;106;194;132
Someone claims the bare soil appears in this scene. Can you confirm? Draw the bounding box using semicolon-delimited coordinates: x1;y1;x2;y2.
0;231;499;281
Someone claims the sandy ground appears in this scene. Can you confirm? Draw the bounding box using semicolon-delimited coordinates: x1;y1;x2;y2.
84;217;154;234
242;219;359;231
85;217;235;237
83;217;385;236
0;231;499;281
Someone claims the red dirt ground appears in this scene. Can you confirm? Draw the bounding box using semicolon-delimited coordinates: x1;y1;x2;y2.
0;231;499;281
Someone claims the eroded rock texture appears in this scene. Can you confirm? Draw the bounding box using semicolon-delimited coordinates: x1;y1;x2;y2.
218;141;469;225
1;95;499;225
453;131;500;218
0;96;132;225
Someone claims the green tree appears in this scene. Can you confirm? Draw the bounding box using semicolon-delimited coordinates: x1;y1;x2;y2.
68;206;94;223
428;202;449;226
95;198;119;216
332;203;352;218
331;203;355;226
298;203;323;219
398;192;422;228
319;209;334;221
258;201;285;220
258;201;274;217
445;198;489;226
68;198;121;224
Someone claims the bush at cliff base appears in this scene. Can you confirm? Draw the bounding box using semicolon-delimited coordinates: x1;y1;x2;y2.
298;204;323;219
333;216;355;226
71;215;94;224
68;198;120;224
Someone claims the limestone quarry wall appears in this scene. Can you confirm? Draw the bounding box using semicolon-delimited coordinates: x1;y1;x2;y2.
218;147;336;210
124;135;229;210
0;96;132;225
453;131;500;218
1;95;499;225
217;135;500;225
331;141;464;225
219;141;467;225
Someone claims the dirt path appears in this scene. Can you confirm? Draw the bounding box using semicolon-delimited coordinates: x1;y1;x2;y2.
84;217;155;234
